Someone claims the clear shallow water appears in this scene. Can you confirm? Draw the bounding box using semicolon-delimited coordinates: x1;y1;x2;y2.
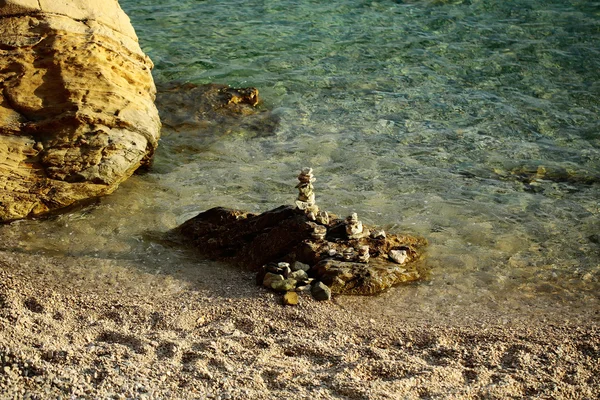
2;0;599;322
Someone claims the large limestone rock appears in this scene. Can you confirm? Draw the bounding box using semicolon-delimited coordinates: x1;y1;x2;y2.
0;0;160;221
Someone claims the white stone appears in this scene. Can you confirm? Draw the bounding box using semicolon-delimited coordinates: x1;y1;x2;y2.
346;220;363;236
389;250;408;264
316;211;329;225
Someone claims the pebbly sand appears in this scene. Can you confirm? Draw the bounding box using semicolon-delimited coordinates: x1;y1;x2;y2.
0;248;598;400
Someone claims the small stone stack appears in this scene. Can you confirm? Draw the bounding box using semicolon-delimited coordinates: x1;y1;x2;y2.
295;168;319;219
343;247;355;261
311;225;327;241
345;212;370;239
358;245;370;263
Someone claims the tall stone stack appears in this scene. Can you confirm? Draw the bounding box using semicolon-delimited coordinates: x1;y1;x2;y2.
0;0;161;221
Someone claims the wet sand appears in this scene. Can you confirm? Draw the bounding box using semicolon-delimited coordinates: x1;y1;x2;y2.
0;250;598;399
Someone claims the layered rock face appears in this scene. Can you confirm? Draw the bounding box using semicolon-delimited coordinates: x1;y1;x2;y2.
0;0;160;221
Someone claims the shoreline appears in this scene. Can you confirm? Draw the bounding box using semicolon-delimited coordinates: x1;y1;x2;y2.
1;250;598;399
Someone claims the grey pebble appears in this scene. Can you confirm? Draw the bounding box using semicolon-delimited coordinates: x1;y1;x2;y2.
311;281;332;301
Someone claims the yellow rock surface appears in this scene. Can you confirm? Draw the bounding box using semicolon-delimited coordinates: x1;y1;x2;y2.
0;0;160;221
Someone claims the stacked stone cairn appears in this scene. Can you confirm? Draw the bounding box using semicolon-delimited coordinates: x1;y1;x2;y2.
175;166;426;305
258;167;418;305
259;168;333;303
295;167;320;220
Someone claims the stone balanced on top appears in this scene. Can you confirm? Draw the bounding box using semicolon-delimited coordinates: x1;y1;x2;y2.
295;167;319;219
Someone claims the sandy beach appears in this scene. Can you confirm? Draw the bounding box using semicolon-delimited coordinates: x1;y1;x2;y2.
1;248;598;400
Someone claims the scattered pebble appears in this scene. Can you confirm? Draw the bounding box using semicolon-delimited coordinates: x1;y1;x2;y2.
282;292;299;306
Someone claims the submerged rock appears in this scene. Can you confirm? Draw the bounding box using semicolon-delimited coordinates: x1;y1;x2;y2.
0;0;161;221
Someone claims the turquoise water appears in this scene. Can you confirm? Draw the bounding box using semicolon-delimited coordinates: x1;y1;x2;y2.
2;0;599;323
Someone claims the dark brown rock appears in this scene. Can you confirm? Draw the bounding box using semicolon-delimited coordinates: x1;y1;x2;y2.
173;205;312;270
172;204;427;296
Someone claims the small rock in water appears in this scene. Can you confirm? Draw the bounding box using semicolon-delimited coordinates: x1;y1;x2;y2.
271;278;297;293
283;291;299;306
291;261;310;272
371;230;386;239
311;281;332;301
263;273;284;288
389;249;408;264
327;249;337;257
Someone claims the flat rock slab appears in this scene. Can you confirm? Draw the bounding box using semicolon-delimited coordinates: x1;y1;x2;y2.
172;205;427;296
314;259;420;295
